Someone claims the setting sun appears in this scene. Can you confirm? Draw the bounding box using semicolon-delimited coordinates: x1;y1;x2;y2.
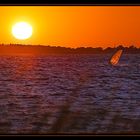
12;22;33;40
0;6;140;48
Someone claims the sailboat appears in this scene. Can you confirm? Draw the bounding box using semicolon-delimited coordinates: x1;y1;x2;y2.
110;49;123;66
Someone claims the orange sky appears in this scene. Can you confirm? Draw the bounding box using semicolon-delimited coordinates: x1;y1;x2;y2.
0;6;140;48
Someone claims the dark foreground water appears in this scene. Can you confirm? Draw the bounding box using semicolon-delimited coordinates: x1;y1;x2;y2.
0;54;139;134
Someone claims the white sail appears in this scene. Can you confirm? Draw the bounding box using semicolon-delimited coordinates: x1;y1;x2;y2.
110;49;123;66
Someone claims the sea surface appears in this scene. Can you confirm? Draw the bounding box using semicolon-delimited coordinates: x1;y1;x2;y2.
0;54;139;134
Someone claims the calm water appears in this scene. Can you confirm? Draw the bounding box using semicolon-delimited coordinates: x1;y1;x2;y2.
0;54;139;134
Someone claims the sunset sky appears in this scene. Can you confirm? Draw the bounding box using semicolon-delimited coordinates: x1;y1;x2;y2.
0;6;140;48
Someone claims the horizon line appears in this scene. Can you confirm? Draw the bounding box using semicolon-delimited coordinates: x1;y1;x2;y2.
0;43;140;50
0;43;139;49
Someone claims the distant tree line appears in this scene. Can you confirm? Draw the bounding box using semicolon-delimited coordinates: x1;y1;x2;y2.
0;44;139;54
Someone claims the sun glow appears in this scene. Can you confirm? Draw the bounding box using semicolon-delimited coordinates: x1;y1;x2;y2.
12;22;33;40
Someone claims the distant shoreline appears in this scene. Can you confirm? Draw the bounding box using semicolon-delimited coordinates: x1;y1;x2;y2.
0;44;139;55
